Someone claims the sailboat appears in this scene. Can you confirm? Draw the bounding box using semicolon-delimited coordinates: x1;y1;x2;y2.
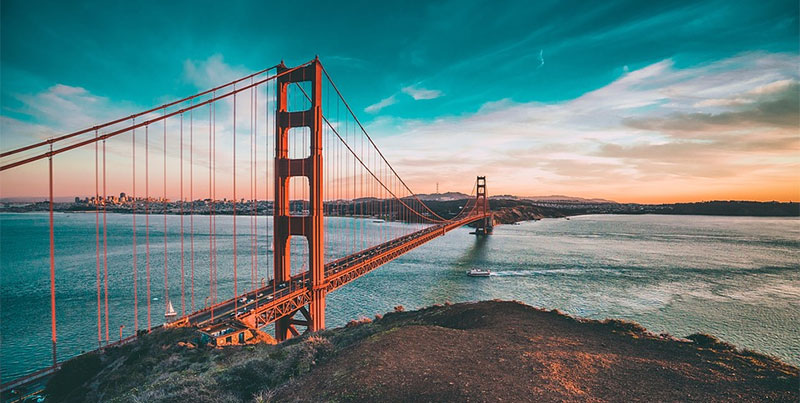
164;299;177;318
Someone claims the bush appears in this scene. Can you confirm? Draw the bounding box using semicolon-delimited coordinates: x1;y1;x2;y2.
346;317;372;328
687;333;736;350
601;318;648;334
45;352;103;400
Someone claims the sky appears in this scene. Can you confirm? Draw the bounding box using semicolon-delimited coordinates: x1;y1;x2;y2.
1;0;798;203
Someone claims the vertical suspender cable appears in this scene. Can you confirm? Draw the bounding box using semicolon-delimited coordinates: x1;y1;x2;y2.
207;99;212;311
213;95;218;304
190;101;195;312
132;121;138;333
253;79;258;291
95;131;101;346
250;82;254;291
163;108;169;314
180;113;185;316
264;78;276;295
146;125;151;332
264;78;276;296
233;85;238;307
103;139;109;343
48;144;57;366
212;93;217;309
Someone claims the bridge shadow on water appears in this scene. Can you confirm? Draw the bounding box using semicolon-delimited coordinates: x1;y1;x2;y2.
454;235;490;268
423;234;493;303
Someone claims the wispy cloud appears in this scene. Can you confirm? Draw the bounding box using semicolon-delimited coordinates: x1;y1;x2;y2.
365;95;397;113
401;85;443;100
183;54;251;89
369;52;800;202
366;84;443;114
323;55;369;70
1;66;273;200
3;51;797;203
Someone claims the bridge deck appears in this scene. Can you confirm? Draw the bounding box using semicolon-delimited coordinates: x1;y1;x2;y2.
178;213;491;330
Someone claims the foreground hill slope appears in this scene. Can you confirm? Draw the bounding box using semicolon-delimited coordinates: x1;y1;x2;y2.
45;301;798;402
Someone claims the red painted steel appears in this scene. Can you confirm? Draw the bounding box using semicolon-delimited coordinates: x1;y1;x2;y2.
475;176;493;235
0;63;312;172
274;58;326;340
0;64;281;159
132;122;139;333
163;109;169;318
185;211;490;330
1;59;493;389
48;145;57;366
233;85;238;312
103;140;110;343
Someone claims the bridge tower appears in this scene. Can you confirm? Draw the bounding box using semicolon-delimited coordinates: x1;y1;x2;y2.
475;176;493;235
274;58;326;341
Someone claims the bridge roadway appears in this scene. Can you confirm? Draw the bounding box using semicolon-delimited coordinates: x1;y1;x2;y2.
0;213;490;398
179;212;491;330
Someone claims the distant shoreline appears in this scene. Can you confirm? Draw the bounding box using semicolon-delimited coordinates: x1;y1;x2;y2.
1;199;798;222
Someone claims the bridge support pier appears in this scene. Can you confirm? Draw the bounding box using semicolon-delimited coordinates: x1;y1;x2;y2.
274;58;326;341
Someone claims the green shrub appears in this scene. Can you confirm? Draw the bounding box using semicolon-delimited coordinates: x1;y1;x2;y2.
45;352;103;401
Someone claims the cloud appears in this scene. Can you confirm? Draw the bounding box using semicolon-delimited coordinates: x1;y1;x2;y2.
3;51;797;203
366;52;800;202
365;84;443;115
323;55;369;70
401;85;443;100
10;84;135;141
694;79;797;107
365;95;397;113
623;80;800;132
1;72;274;200
183;54;251;89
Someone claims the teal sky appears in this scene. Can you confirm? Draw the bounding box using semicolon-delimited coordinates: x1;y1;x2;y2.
1;0;798;202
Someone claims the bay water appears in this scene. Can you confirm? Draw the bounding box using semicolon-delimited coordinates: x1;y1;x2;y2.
1;212;798;381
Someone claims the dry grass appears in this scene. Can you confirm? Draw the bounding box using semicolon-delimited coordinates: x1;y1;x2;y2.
44;301;799;402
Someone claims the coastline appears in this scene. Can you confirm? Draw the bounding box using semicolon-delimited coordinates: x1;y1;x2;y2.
40;300;799;402
3;198;797;225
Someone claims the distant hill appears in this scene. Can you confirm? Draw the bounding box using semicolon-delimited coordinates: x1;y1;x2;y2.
655;201;799;217
0;196;75;203
413;192;470;201
524;195;619;204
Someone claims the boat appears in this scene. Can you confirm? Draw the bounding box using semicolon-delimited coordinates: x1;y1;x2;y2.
164;300;177;317
466;268;491;277
372;219;385;223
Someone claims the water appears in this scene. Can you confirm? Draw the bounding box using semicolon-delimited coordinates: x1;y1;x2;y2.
1;213;798;381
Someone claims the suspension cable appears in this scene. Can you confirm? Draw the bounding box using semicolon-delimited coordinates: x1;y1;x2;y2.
319;64;456;222
293;81;468;224
0;64;283;159
1;61;314;172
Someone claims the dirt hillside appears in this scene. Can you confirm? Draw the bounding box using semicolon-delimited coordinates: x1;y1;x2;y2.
274;301;798;402
41;300;798;402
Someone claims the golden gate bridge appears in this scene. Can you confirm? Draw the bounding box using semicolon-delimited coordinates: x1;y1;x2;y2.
0;57;492;391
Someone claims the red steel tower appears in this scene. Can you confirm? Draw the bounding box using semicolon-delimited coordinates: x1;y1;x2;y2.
274;58;325;340
475;176;492;235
